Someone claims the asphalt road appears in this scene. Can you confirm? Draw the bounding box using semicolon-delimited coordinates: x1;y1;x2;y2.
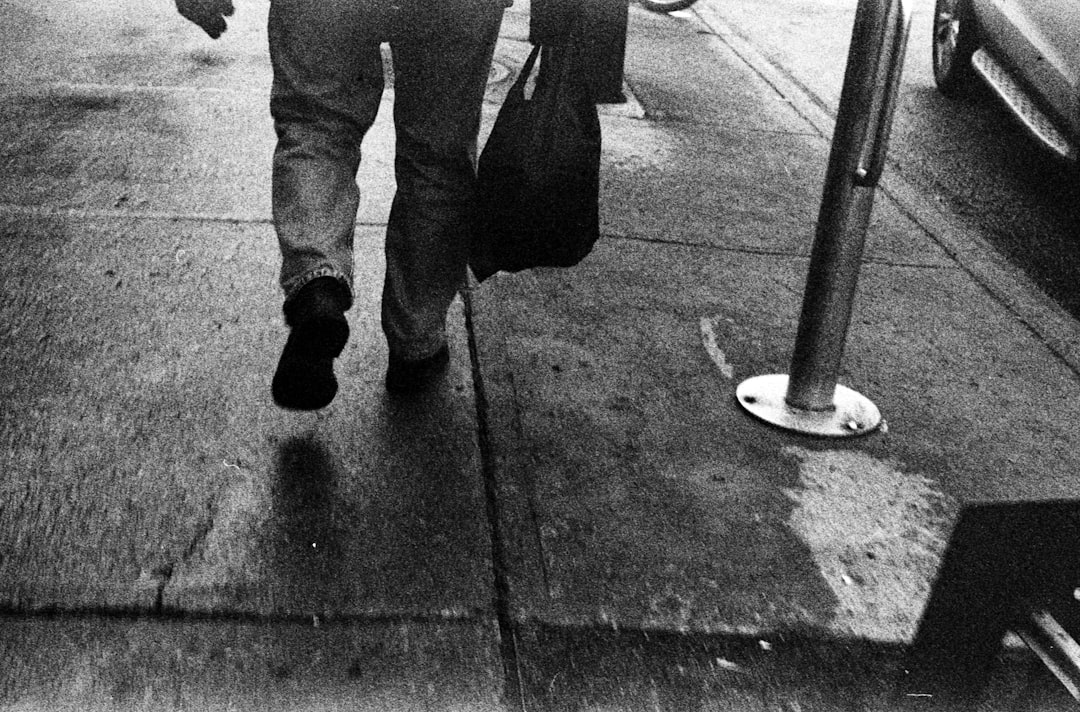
693;0;1080;319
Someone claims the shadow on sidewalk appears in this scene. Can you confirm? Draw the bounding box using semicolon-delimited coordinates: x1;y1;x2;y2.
504;502;1080;711
515;623;906;711
512;617;1070;711
270;435;350;609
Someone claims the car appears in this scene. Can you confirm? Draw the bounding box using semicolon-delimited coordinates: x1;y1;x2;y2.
932;0;1079;163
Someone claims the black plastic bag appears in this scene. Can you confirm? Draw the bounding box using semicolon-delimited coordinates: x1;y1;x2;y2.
469;41;601;282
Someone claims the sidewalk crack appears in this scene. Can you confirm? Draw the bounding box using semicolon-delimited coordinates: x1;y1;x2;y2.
152;497;217;613
462;286;527;712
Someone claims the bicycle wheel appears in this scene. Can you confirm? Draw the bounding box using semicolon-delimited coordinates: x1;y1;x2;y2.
638;0;698;13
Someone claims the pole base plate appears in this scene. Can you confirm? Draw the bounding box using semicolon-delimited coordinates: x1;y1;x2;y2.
736;374;881;437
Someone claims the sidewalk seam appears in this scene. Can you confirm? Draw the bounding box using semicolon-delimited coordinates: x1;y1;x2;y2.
604;232;959;270
462;286;528;712
0;606;489;625
0;204;393;231
0;204;269;224
0;80;272;98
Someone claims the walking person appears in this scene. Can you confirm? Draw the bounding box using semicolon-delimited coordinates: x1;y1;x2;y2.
174;0;509;409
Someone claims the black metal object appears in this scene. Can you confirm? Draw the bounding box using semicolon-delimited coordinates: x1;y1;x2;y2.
899;501;1080;707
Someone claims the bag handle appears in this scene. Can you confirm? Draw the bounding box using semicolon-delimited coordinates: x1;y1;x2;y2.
511;2;584;102
508;44;542;101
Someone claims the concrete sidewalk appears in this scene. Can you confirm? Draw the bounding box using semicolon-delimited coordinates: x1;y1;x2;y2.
1;0;1079;709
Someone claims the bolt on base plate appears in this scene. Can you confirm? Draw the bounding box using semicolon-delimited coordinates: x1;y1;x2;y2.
736;374;881;437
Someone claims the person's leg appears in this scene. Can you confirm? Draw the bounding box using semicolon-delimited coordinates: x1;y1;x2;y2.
381;5;504;390
268;0;383;409
269;0;385;305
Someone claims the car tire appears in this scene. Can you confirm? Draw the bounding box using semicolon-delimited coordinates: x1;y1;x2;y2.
638;0;698;13
932;0;979;97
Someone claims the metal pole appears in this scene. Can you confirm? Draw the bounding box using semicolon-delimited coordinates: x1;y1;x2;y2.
1014;600;1080;702
736;0;911;437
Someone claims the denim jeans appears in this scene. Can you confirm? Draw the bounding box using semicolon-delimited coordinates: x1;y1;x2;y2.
268;0;505;360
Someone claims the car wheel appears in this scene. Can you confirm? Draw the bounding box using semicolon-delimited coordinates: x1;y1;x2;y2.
638;0;699;13
932;0;979;97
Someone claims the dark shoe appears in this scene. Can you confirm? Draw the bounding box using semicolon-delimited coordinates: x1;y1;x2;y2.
385;344;450;394
272;277;350;411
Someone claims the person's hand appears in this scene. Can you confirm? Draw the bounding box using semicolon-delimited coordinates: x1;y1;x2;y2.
175;0;235;39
